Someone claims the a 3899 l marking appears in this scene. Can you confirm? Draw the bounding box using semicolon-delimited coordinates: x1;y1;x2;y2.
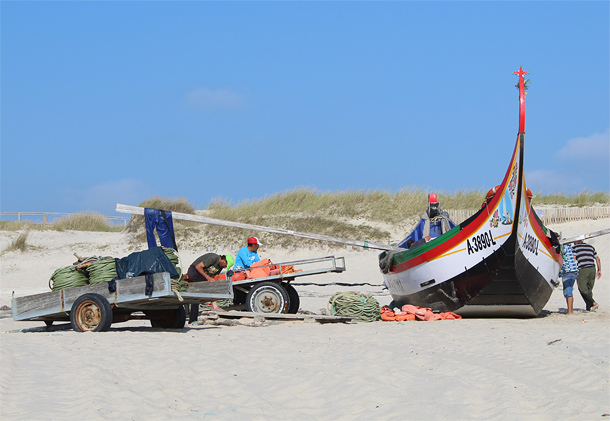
467;230;497;255
523;232;539;256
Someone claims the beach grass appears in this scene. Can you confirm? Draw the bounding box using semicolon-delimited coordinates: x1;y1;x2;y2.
52;211;123;232
2;188;608;249
137;188;609;249
4;230;29;252
0;212;122;233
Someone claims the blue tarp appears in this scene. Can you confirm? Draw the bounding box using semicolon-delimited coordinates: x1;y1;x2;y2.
114;246;179;279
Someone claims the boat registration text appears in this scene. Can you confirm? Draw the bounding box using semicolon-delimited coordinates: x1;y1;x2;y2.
467;230;497;255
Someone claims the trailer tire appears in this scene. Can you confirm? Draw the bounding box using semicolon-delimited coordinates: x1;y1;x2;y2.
284;283;300;314
149;306;187;329
246;282;289;314
70;293;113;332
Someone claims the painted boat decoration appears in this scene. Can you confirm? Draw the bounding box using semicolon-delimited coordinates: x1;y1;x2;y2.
379;67;562;317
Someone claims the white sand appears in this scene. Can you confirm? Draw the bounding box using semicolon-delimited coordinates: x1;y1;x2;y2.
1;219;608;419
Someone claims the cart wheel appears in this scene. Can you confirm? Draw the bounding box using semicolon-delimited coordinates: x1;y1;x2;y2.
284;283;300;314
149;307;187;329
70;293;113;332
246;282;289;314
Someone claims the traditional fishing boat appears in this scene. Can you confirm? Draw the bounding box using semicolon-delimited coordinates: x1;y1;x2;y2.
378;67;562;317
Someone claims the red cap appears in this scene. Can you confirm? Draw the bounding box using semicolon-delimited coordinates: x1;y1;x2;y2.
247;236;262;246
428;193;438;203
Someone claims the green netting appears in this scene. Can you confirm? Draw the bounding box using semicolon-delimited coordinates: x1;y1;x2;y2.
328;291;381;322
163;247;188;292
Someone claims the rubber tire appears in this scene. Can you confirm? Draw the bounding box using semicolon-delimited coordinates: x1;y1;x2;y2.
70;293;113;332
149;306;187;329
246;282;289;314
284;283;300;314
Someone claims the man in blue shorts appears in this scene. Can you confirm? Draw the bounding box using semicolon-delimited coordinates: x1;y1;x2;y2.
559;241;579;314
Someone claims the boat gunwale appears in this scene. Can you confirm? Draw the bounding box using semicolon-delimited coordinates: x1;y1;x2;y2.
388;133;522;274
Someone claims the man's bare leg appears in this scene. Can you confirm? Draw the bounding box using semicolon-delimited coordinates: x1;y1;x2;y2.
211;301;226;312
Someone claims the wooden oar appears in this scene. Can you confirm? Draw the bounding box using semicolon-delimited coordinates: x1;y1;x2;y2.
115;203;401;251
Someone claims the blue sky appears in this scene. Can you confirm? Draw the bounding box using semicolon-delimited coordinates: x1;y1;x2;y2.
2;1;608;217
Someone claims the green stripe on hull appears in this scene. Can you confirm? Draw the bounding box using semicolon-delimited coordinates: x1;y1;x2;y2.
391;225;461;266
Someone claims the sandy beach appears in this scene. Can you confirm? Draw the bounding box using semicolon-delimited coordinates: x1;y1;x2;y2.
1;219;608;420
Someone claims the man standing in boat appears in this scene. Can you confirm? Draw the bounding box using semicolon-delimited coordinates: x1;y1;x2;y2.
572;240;602;312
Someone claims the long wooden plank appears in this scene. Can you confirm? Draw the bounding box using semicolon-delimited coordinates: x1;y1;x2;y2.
560;228;610;244
116;203;399;251
206;310;353;324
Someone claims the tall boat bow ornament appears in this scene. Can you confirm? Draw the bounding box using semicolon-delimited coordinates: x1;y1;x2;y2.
380;67;562;317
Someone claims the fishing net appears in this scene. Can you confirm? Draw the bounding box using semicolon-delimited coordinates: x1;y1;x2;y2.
328;291;381;322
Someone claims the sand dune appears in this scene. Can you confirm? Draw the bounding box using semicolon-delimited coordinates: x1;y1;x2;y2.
1;218;608;419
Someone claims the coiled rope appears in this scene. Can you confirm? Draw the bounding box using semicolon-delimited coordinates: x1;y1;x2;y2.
87;258;118;285
49;266;89;291
328;291;381;322
163;247;188;292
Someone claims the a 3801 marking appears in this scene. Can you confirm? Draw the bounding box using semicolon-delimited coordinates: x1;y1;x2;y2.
467;230;497;255
523;233;539;256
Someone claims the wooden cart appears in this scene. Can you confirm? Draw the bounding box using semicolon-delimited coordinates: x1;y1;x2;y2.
11;255;346;331
228;255;346;314
11;272;232;332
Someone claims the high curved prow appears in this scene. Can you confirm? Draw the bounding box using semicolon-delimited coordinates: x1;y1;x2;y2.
513;66;528;134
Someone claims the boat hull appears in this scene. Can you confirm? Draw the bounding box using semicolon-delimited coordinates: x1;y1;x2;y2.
457;243;555;317
384;226;559;317
381;129;561;317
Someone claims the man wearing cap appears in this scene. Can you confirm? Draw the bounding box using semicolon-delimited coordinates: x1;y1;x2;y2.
234;237;263;272
572;240;602;312
187;252;233;320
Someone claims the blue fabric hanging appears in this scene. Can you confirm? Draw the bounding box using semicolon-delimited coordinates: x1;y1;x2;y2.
144;208;178;250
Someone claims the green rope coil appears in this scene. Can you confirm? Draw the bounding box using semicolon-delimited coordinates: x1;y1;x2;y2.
163;247;188;292
87;258;118;285
328;292;381;322
197;299;233;311
49;266;89;291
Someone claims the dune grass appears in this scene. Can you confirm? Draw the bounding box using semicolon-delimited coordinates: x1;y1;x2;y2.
165;187;609;249
1;189;607;250
206;188;488;225
532;190;609;207
52;211;123;232
4;231;29;252
207;187;608;223
0;212;122;232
